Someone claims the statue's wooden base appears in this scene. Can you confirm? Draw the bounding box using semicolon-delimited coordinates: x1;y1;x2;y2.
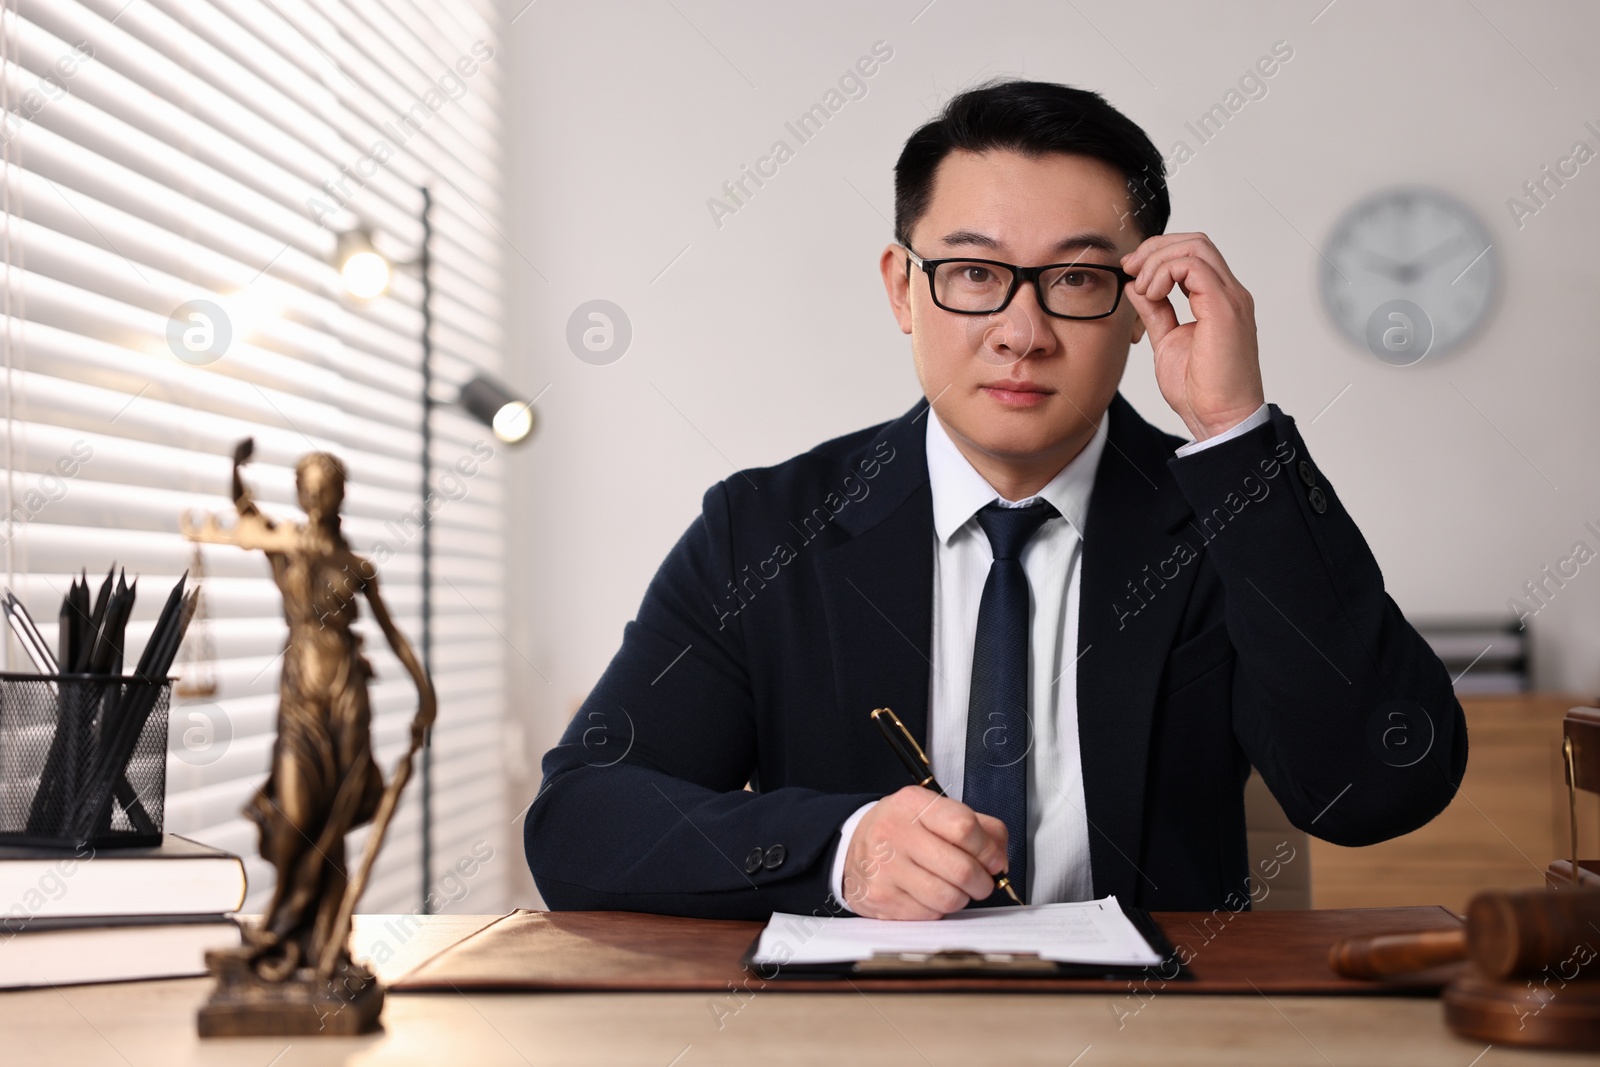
197;946;384;1037
1444;974;1600;1049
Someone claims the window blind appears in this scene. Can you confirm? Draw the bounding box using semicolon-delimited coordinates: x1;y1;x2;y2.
1;0;508;914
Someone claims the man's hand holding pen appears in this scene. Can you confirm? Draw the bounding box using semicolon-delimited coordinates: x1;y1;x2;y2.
839;786;1011;920
849;706;1024;917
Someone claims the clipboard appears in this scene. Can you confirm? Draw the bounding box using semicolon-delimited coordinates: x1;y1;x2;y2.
740;901;1190;981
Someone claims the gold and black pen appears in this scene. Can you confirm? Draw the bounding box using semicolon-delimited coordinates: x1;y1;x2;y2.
869;706;1025;906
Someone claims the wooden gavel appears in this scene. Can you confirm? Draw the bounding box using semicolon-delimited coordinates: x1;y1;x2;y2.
1330;887;1600;980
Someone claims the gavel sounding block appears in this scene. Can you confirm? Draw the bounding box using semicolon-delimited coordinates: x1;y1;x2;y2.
394;907;1466;994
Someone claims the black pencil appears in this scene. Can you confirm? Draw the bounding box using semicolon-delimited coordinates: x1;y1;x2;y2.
80;565;114;673
58;580;75;670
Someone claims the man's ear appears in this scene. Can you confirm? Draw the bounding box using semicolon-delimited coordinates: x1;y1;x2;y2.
1128;309;1146;346
879;245;913;335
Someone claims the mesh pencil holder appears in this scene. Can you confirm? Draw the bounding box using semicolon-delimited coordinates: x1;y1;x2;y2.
0;672;170;849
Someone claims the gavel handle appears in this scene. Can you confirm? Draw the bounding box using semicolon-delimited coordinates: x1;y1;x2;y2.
1329;927;1467;979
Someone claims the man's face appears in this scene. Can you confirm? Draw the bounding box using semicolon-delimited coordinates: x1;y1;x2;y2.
881;149;1147;468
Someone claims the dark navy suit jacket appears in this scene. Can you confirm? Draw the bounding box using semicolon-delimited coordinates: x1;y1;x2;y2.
524;394;1467;919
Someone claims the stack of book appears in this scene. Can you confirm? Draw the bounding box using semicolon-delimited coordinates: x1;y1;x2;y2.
0;833;245;988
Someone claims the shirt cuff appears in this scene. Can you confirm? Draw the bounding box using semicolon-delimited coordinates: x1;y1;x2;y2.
828;800;879;912
1173;402;1271;457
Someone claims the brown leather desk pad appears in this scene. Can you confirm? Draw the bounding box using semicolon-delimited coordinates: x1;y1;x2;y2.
394;906;1466;995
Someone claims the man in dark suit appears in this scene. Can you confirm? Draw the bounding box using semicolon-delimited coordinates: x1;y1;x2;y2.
524;80;1467;921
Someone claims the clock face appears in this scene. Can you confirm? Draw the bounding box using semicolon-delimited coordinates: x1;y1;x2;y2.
1319;186;1496;364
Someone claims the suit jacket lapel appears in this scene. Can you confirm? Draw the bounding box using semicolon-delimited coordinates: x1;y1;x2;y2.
1077;393;1199;902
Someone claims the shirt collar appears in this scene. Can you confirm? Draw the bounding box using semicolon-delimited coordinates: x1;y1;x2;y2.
925;406;1106;546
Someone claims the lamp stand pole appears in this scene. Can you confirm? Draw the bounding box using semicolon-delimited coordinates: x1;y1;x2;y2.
418;184;435;913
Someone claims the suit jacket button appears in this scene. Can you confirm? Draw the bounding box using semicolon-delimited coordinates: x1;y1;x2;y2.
1308;486;1328;514
1297;460;1317;487
745;848;765;875
763;844;786;870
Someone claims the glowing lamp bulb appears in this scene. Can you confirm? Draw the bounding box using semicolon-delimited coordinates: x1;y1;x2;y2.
492;402;534;444
341;250;390;299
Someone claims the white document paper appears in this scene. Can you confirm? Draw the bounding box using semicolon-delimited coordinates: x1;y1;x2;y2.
752;895;1163;967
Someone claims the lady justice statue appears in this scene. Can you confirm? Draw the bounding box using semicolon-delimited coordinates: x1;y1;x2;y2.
185;439;436;1036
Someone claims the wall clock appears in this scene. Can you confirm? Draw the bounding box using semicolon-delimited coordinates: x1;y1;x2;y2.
1318;186;1496;365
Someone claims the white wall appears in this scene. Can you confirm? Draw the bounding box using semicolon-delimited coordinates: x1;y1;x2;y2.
501;0;1600;904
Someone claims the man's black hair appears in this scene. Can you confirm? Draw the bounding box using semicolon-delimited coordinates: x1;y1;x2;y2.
893;79;1169;246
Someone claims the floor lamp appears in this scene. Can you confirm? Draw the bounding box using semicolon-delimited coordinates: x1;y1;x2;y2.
336;185;534;911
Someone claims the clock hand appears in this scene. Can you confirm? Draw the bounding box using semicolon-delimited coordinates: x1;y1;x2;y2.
1404;234;1475;279
1360;251;1411;281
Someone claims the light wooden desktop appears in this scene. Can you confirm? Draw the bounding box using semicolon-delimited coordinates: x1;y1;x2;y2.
1;913;1590;1065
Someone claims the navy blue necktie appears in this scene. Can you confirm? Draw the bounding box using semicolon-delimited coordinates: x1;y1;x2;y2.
964;499;1058;906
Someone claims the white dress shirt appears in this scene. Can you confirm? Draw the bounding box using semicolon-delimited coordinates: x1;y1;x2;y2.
828;400;1271;910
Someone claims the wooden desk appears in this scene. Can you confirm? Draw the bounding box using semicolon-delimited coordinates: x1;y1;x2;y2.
3;914;1593;1065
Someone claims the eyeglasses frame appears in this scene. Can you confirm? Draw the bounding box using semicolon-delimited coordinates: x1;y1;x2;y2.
898;236;1136;321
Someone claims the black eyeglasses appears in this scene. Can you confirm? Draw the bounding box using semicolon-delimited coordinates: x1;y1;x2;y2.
899;237;1135;320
